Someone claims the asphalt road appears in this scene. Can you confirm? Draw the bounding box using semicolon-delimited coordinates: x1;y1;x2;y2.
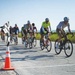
0;38;75;75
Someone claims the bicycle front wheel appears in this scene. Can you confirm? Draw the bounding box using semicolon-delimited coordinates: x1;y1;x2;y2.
64;40;73;57
54;40;62;54
25;41;28;48
33;37;37;47
46;39;52;52
40;40;44;50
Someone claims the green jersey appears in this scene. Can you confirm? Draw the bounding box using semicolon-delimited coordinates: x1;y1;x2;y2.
42;21;50;28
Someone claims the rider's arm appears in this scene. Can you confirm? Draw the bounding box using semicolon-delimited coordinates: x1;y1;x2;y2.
68;24;71;33
49;25;51;32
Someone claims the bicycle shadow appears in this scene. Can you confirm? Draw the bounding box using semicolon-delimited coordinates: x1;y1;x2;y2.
11;54;54;62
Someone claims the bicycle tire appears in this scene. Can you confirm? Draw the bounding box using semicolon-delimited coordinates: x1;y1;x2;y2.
29;42;32;49
64;40;73;57
40;45;44;50
54;39;62;54
46;39;52;52
40;40;44;50
29;37;33;49
25;41;28;48
33;37;37;47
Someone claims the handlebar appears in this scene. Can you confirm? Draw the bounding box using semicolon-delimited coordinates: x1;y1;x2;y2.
66;32;74;38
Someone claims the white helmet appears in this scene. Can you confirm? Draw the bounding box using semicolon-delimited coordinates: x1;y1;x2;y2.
64;17;69;21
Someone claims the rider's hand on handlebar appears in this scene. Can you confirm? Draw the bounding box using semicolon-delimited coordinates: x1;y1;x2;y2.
71;32;74;37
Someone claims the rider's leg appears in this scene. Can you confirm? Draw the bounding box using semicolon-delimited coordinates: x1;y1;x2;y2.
56;28;63;42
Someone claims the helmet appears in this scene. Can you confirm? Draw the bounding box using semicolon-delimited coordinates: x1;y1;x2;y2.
64;17;69;21
45;18;49;22
32;23;35;26
27;20;30;24
15;24;17;26
5;23;9;27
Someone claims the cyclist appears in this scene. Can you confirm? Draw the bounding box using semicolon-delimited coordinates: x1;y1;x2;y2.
40;18;51;46
21;25;25;44
32;23;37;38
1;28;5;41
0;21;10;46
23;20;33;43
56;17;73;48
13;24;19;44
10;26;13;42
56;17;72;42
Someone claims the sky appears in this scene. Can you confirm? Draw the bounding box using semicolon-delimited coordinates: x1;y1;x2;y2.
0;0;75;31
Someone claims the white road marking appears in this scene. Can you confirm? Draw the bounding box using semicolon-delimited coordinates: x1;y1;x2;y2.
16;64;75;69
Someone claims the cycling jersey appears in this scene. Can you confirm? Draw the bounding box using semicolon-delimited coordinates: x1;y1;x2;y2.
13;27;19;35
57;21;70;30
42;21;50;28
24;24;32;33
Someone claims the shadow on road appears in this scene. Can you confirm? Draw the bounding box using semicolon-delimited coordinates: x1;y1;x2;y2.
11;54;54;62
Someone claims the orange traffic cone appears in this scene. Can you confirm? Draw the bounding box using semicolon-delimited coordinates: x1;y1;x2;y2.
2;46;14;70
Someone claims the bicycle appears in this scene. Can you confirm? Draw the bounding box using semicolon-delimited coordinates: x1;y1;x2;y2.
40;33;52;52
54;31;74;57
25;33;37;49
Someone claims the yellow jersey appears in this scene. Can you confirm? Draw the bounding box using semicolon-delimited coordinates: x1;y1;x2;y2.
42;21;50;28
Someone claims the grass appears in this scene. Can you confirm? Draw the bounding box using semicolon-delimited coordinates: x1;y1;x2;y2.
18;32;75;43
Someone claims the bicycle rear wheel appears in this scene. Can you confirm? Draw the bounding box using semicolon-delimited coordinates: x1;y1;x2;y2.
46;39;52;52
64;40;73;57
54;40;62;54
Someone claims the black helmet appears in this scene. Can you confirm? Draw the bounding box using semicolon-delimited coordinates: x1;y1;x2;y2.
45;18;49;22
64;17;69;21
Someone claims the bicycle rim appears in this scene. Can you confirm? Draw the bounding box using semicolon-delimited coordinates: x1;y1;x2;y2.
40;40;44;50
41;45;44;50
33;38;37;47
64;40;73;57
40;43;44;50
29;42;32;49
46;39;52;52
54;40;62;54
25;41;28;48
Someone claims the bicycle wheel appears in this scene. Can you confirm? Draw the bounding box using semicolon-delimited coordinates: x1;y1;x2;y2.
29;38;33;49
40;40;44;50
54;40;62;54
40;45;44;50
14;36;18;45
64;40;73;57
25;41;28;48
46;39;52;52
33;37;37;47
